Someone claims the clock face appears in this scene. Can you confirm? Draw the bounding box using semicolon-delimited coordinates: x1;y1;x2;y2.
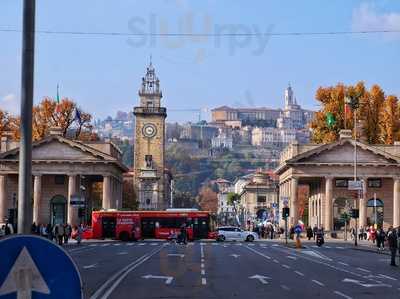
142;123;157;138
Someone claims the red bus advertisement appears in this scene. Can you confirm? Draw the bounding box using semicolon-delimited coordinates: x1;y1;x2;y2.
91;209;216;241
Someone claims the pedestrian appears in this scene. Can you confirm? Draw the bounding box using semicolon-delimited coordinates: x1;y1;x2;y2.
387;226;397;266
270;225;274;240
64;224;72;244
4;220;13;235
46;223;53;241
31;222;37;234
306;226;313;240
76;224;83;245
313;225;318;240
179;223;187;245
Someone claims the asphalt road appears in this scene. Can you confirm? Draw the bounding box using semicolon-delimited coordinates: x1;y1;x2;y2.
66;240;400;299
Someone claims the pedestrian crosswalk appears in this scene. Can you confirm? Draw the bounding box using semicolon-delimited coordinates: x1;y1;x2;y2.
67;241;352;251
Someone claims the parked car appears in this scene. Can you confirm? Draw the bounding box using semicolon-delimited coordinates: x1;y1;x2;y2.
216;226;258;242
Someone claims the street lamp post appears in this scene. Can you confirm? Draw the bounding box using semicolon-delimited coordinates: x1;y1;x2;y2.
345;91;361;247
18;0;36;234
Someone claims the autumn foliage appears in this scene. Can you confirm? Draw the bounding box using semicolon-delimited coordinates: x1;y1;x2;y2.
311;82;400;144
0;97;96;141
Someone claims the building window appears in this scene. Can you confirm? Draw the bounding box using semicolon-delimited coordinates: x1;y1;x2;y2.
335;179;348;188
54;175;65;185
368;179;382;188
257;196;266;203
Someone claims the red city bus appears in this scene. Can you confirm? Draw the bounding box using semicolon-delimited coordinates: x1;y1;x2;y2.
91;209;216;241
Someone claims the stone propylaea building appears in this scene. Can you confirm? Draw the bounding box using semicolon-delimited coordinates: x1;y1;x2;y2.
0;127;127;227
276;130;400;231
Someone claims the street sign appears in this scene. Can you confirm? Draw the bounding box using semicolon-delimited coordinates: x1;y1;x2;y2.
70;195;85;207
272;203;277;209
348;180;363;191
0;235;83;299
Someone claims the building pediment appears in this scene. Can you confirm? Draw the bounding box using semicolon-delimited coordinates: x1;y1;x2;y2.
288;140;400;166
0;136;117;162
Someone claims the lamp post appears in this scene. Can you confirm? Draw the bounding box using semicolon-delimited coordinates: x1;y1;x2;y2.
345;91;361;247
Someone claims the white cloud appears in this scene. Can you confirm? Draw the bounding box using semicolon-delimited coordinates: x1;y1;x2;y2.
0;93;20;115
352;3;400;40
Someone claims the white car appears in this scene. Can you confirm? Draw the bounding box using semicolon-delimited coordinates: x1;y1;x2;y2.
216;226;258;242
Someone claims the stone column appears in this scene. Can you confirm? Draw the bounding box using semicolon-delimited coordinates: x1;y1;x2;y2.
290;177;299;225
0;175;7;222
393;178;400;227
324;177;333;231
359;178;368;228
102;176;112;209
33;175;42;225
68;175;78;225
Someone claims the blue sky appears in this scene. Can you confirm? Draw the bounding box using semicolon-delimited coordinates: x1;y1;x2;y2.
1;0;399;122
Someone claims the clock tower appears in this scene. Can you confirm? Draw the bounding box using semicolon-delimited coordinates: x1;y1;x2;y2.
134;61;167;210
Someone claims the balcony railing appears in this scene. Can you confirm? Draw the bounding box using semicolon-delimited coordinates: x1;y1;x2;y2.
134;107;167;115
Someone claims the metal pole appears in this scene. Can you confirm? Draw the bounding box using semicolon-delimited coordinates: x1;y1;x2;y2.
285;217;288;245
170;179;174;208
354;112;357;181
18;0;36;234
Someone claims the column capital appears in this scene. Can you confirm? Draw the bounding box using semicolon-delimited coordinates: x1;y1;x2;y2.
324;176;334;180
393;177;400;182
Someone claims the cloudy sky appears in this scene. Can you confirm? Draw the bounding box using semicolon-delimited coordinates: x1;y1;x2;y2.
1;0;399;122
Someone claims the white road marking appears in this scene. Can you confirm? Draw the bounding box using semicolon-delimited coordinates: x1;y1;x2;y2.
230;254;240;258
127;243;135;246
377;274;397;281
281;284;290;291
338;262;349;266
356;267;371;273
325;246;331;248
113;244;121;246
334;291;353;299
101;244;110;247
236;243;243;246
273;259;279;264
89;244;98;247
272;244;280;247
201;263;205;269
335;247;345;249
343;278;392;288
201;270;205;275
142;275;173;285
90;245;165;299
202;278;207;285
287;255;297;260
201;258;204;263
150;243;158;246
312;279;325;287
245;246;271;259
200;244;205;259
247;243;255;246
83;263;97;269
282;264;291;269
249;275;271;284
294;271;304;277
168;254;184;258
138;243;145;246
212;243;219;246
117;252;128;255
302;250;332;261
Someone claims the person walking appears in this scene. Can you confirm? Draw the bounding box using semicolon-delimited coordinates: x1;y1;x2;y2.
313;225;318;240
76;224;83;245
270;225;274;240
387;226;397;266
306;226;313;240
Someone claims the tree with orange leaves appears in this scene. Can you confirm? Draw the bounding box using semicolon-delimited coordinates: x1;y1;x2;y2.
1;97;96;141
311;82;399;145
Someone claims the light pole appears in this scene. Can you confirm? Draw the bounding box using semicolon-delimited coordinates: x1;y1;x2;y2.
345;91;361;247
18;0;36;234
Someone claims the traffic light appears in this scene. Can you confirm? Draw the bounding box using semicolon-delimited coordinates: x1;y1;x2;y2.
282;207;290;219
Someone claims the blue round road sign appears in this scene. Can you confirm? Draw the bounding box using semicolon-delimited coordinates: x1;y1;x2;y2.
0;235;83;299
